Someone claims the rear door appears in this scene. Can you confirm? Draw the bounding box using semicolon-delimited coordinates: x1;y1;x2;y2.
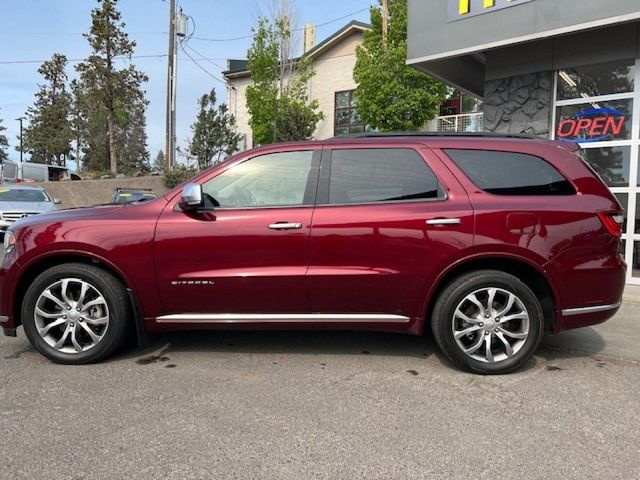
307;144;474;320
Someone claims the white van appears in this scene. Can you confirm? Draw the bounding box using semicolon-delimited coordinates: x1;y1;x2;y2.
1;161;81;183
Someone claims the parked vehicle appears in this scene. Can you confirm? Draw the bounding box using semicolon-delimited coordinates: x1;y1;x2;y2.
113;188;158;204
0;133;625;373
0;184;60;237
1;160;81;183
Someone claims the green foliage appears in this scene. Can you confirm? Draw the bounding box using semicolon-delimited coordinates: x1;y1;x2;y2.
246;17;323;145
163;164;197;189
188;89;242;170
22;54;73;165
75;0;149;174
353;0;448;131
0;111;8;163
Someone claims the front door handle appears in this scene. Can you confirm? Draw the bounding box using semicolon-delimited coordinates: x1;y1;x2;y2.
426;218;462;226
268;222;303;230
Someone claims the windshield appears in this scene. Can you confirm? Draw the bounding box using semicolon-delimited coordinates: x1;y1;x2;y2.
114;191;157;203
0;188;50;203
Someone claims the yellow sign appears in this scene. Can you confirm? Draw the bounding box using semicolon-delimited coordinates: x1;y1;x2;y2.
449;0;533;22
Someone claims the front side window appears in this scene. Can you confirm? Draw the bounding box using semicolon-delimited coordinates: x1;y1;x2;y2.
328;148;443;204
202;151;314;208
444;149;575;196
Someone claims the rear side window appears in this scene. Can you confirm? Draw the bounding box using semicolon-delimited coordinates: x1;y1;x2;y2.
328;148;443;204
444;149;575;195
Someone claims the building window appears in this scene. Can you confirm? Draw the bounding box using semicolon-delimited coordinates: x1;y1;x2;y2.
553;57;640;284
334;90;366;136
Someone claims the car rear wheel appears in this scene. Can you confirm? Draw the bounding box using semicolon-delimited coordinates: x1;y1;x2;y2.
22;263;130;364
431;270;544;374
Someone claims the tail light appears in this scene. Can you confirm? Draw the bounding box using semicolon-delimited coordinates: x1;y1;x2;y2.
597;211;624;238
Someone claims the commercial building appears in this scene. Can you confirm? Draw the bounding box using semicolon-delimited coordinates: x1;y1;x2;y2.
408;0;640;284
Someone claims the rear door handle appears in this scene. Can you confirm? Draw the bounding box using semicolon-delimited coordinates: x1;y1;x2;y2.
268;222;303;230
426;218;462;226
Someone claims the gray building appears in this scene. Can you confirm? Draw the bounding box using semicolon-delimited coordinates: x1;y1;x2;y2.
408;0;640;285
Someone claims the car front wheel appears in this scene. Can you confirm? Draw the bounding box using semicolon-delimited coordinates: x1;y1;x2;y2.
431;270;544;374
22;263;130;364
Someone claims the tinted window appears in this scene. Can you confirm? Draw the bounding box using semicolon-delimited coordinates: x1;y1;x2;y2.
203;151;314;208
328;149;442;204
445;149;575;196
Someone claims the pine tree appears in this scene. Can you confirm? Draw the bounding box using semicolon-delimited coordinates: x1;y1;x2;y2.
0;110;8;163
75;0;149;174
188;89;241;169
22;54;73;166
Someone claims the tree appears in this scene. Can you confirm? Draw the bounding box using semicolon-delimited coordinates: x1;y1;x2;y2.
353;0;447;131
153;150;165;173
75;0;149;174
188;89;241;170
246;14;323;145
22;53;73;165
0;111;8;163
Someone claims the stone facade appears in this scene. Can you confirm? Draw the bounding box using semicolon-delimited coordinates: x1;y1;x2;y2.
483;72;553;137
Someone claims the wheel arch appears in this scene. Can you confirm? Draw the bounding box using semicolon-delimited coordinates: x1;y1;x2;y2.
423;255;558;333
14;252;141;329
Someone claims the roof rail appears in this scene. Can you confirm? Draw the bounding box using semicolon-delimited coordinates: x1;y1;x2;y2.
331;131;541;141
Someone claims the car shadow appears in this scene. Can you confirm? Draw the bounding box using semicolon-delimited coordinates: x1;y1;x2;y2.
118;330;439;363
538;327;606;360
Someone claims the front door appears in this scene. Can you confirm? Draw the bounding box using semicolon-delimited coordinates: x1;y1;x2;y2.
155;148;320;316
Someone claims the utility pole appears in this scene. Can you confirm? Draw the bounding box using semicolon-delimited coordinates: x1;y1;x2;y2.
15;117;24;163
382;0;389;42
165;0;176;172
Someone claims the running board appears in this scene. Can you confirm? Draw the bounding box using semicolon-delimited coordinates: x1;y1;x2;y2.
155;313;411;324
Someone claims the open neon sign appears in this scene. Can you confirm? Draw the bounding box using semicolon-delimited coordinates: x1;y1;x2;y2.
556;108;626;143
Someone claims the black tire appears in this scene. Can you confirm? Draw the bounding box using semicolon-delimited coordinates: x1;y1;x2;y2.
22;263;130;364
431;270;544;375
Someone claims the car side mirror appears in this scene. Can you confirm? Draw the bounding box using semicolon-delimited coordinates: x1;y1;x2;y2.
179;183;203;211
53;198;62;205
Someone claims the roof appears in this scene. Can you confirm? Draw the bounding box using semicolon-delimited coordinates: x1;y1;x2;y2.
223;20;371;79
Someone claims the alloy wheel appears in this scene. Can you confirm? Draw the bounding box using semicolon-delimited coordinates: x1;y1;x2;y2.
34;278;110;354
452;287;530;363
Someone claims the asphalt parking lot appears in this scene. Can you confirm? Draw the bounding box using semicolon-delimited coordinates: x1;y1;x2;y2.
2;293;639;479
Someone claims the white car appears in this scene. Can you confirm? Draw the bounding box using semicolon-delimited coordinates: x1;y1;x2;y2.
0;185;60;236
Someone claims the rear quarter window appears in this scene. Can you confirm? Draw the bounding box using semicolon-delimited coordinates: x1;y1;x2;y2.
444;149;575;196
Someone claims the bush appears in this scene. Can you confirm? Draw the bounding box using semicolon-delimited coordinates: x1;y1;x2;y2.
163;165;197;189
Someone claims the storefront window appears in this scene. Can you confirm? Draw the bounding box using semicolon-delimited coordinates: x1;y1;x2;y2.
581;146;631;187
557;59;635;100
554;57;639;284
555;99;633;142
614;193;628;233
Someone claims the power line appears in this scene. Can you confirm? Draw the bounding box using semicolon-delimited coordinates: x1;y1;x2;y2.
191;6;371;42
0;54;228;66
179;45;226;84
184;44;225;71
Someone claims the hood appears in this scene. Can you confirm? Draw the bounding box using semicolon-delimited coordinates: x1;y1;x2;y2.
9;204;125;230
0;201;56;213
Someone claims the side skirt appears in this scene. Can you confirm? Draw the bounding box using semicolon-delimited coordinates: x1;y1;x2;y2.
155;313;411;324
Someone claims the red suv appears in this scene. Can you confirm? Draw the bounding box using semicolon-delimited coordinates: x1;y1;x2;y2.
0;134;626;374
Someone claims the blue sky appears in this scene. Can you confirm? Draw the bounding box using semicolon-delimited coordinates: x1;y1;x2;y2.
0;0;373;168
